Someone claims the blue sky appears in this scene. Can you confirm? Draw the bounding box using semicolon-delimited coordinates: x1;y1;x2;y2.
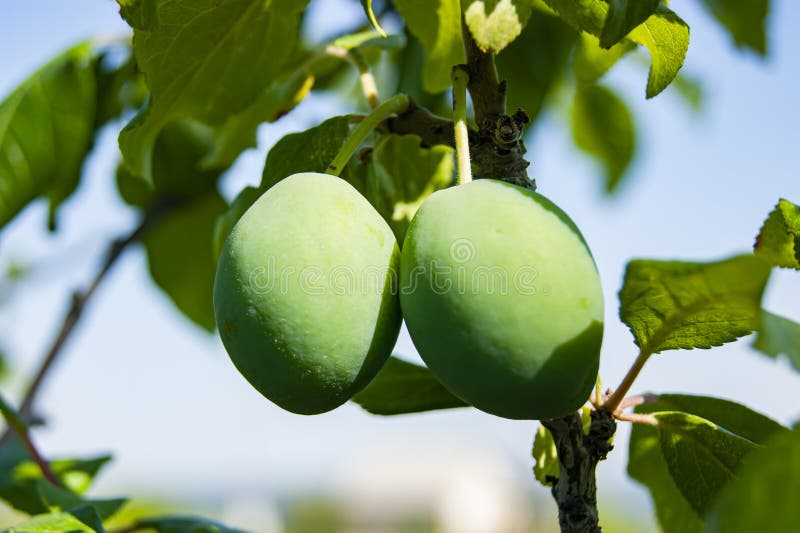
0;0;798;526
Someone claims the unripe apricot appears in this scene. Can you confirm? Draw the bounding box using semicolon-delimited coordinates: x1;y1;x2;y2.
400;179;603;420
214;172;402;414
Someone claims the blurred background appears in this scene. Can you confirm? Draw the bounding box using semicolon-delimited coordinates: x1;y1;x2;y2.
0;0;798;531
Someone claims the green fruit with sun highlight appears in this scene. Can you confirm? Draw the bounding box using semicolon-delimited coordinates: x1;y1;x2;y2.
400;179;604;420
213;172;402;415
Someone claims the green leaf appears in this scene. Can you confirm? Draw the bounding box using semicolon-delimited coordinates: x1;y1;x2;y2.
117;0;158;30
628;421;704;533
200;71;314;170
118;0;309;183
628;7;691;99
352;356;468;415
706;427;800;532
0;43;96;230
573;33;636;84
395;31;451;118
4;512;98;533
654;411;757;516
628;393;786;532
571;83;635;192
132;515;248;533
464;0;533;54
696;0;769;55
93;46;147;129
543;0;689;97
360;0;387;37
532;425;559;487
37;481;126;521
754;198;800;269
260;116;352;190
144;193;227;331
117;120;221;208
753;310;800;372
393;0;466;93
619;255;772;355
65;505;105;533
367;134;454;242
599;0;660;49
496;10;577;123
0;441;112;516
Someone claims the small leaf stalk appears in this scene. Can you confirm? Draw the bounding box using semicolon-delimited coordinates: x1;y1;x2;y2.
327;94;410;176
452;66;473;185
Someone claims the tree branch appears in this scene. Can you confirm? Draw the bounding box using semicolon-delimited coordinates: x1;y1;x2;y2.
541;410;617;533
1;201;172;441
460;18;533;189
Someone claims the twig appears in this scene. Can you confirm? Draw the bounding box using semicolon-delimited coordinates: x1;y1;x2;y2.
541;410;616;533
0;393;61;486
602;350;653;414
6;203;171;432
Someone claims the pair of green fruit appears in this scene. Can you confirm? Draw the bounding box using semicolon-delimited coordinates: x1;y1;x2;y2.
213;172;604;420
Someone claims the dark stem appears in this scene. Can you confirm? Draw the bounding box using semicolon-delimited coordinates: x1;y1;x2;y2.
0;394;61;486
6;202;171;430
541;410;617;533
460;17;533;189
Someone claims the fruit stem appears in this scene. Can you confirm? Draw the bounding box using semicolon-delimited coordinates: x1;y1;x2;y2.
452;66;472;185
602;349;653;414
325;45;380;109
327;94;410;176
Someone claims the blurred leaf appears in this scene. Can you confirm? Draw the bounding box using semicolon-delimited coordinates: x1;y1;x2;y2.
599;0;660;49
395;31;450;117
619;255;772;355
331;31;407;51
37;480;126;521
4;512;98;532
0;42;96;230
543;0;689;97
754;198;800;269
213;186;261;260
628;393;786;531
393;0;466;93
118;0;309;183
671;71;704;110
0;441;112;516
654;411;756;516
66;504;106;533
464;0;533;54
629;419;703;533
697;0;769;55
753;310;800;372
360;0;387;37
132;515;248;533
201;72;314;170
352;356;467;415
92;45;147;128
260;116;352;190
573;33;636;84
571;83;635;192
117;120;220;208
144;193;227;331
496;10;577;124
706;427;800;532
532;425;559;487
367;134;454;242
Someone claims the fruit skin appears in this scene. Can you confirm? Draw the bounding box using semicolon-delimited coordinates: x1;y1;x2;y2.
400;179;603;420
214;172;402;415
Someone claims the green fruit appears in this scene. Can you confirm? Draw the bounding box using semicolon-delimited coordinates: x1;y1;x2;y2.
400;179;603;420
214;172;402;414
